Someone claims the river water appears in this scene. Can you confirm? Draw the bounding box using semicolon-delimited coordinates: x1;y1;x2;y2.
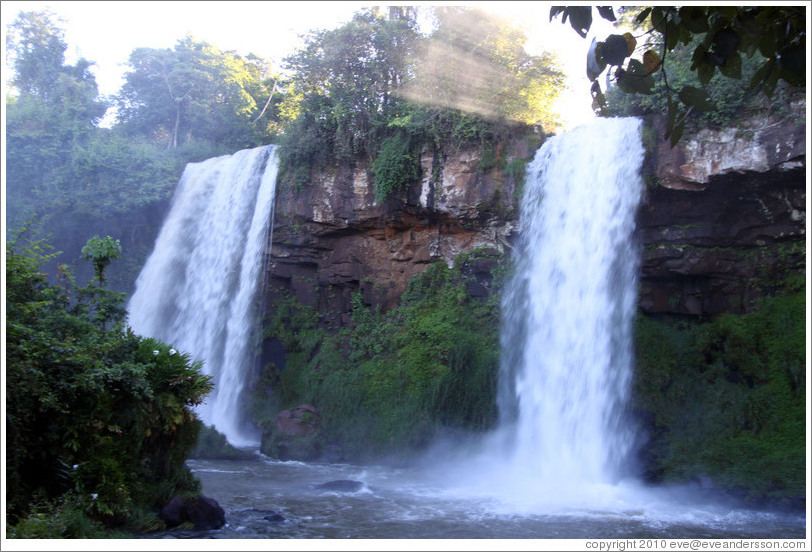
149;455;806;541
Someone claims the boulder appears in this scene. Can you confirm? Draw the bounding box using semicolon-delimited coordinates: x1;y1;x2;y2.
274;404;322;436
159;495;226;530
263;511;286;523
158;495;185;527
314;479;364;492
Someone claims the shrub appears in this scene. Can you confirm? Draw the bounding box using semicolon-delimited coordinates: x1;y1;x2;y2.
372;132;420;202
632;288;806;504
6;227;213;534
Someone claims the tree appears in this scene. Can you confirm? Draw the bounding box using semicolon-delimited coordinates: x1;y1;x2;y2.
277;6;564;193
5;10;108;237
550;6;805;144
6;11;97;221
280;9;421;167
116;36;276;150
401;7;565;131
81;235;122;284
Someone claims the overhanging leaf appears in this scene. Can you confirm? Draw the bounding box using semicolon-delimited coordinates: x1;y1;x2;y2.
642;50;661;74
625;59;655;93
678;85;713;111
763;63;780;97
623;32;637;56
697;57;716;87
718;51;742;79
778;44;805;87
635;8;652;25
586;37;606;81
596;6;616;22
565;7;593;38
603;34;630;66
678;6;709;33
748;59;775;91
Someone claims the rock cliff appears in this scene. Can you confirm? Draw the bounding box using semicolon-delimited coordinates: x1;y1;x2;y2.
265;140;526;325
264;108;806;322
637;105;806;315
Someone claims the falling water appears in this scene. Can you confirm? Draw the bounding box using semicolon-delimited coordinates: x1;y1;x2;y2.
128;145;279;447
494;117;645;503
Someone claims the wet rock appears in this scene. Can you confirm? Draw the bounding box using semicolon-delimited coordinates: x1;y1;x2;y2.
184;496;226;530
266;143;523;324
262;404;323;461
263;511;286;523
159;495;226;530
159;495;185;527
274;404;321;436
314;479;364;492
637;107;806;316
254;510;285;523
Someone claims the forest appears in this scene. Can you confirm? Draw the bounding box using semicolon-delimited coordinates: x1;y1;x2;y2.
4;4;806;539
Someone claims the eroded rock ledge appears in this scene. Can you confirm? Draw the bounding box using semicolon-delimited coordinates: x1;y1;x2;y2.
266;140;527;324
264;107;806;322
638;106;806;315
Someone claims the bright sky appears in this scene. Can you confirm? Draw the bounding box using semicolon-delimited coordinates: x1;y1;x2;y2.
1;1;619;130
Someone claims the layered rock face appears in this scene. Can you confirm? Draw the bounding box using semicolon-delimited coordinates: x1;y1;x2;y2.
265;141;525;325
264;108;806;322
637;106;806;315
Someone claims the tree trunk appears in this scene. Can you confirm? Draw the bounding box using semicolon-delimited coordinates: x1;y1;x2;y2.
170;104;181;150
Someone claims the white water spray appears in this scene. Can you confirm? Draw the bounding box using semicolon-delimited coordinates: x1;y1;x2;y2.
128;145;279;447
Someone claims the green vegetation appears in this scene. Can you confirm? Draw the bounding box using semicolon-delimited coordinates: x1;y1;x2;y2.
81;235;122;284
6;228;212;536
633;280;806;505
116;36;279;151
371;132;420;202
4;10;279;292
255;252;505;460
551;6;805;144
276;7;564;197
190;425;255;461
604;36;803;133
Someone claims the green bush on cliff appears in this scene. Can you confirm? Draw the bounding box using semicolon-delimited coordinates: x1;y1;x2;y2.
633;285;806;505
256;253;503;460
372;132;420;202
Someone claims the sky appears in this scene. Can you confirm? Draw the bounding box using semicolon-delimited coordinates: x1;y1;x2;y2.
1;1;619;130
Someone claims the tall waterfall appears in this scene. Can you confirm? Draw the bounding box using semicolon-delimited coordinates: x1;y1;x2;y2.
495;117;645;502
128;145;279;447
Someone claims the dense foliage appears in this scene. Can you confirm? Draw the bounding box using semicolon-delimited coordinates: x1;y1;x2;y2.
6;229;213;536
116;36;279;150
255;251;505;461
633;280;806;506
603;36;803;133
551;5;805;144
276;7;564;195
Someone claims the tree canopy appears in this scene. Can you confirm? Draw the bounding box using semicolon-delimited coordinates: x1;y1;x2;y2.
116;36;278;150
551;5;805;144
276;6;565;195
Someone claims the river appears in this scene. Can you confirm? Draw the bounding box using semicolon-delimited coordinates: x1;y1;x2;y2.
149;454;806;541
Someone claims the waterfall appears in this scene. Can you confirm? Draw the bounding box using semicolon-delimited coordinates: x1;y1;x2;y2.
495;117;645;501
128;145;279;447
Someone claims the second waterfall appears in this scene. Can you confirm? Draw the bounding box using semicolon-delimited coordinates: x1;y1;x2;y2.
128;145;279;447
491;117;646;505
